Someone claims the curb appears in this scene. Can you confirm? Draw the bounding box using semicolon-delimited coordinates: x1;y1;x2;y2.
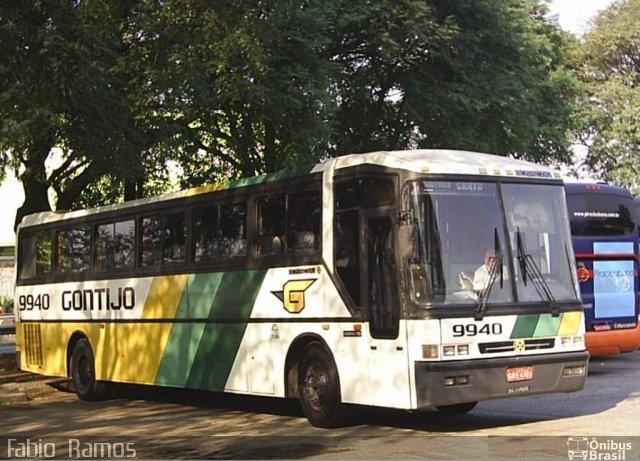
0;376;64;404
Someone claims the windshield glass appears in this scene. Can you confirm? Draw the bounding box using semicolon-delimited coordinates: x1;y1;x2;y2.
405;181;579;307
501;184;578;303
405;181;512;305
566;191;635;236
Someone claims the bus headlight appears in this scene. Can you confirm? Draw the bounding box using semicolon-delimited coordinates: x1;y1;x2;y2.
422;345;439;359
443;345;456;357
563;365;586;376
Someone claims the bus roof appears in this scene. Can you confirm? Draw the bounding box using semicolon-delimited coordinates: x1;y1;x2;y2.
563;180;633;197
19;149;561;229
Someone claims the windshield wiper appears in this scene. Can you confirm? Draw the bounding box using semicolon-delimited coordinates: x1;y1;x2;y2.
475;229;503;321
516;227;528;285
516;228;560;317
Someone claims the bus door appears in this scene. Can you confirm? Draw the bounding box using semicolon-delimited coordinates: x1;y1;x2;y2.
363;211;409;407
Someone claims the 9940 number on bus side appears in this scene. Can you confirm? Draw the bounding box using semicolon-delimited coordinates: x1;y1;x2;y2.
18;294;51;311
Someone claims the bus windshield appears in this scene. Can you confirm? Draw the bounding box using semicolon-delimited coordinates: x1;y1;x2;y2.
566;191;635;236
405;180;578;307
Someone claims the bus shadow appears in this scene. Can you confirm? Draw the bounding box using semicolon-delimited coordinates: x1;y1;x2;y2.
48;351;637;434
49;382;565;433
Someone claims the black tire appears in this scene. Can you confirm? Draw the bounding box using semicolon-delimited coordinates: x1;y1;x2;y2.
298;343;347;428
70;338;109;401
436;401;478;414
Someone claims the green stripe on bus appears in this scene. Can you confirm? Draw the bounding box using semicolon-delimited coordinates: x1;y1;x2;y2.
228;165;316;188
155;273;225;386
184;269;267;390
510;314;540;338
532;314;563;337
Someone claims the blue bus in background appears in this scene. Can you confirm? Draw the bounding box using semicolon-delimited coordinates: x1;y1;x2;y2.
565;181;640;357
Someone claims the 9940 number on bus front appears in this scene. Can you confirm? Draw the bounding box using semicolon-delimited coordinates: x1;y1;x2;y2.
452;323;502;337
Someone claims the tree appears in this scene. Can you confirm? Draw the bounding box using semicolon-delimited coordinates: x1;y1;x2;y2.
2;0;582;219
0;1;177;228
328;0;580;165
573;0;640;194
127;0;340;187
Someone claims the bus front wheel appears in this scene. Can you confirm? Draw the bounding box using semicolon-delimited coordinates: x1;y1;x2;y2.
70;338;109;401
298;343;347;428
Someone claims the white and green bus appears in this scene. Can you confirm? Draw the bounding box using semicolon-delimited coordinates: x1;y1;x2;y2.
14;150;588;427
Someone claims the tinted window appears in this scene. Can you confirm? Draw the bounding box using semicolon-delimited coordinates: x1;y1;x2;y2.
287;192;320;253
95;220;135;272
194;203;247;262
141;212;186;266
19;232;52;279
566;192;635;236
336;177;394;210
56;227;91;273
256;195;286;255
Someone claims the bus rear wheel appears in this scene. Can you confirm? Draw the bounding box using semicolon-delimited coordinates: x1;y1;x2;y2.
70;338;109;401
298;343;347;428
436;402;478;414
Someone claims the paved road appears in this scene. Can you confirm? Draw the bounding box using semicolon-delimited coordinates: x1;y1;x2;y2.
0;352;639;460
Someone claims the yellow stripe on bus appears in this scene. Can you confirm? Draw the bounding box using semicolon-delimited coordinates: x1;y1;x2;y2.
97;274;189;384
558;311;582;336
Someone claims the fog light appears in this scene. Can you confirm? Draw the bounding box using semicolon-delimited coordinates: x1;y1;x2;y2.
563;365;586;376
422;345;439;359
443;345;455;357
456;375;470;385
457;345;469;355
444;377;455;386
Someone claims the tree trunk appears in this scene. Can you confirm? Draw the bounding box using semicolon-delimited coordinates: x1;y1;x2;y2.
14;166;50;232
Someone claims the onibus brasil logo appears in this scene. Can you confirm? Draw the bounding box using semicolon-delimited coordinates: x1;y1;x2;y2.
567;437;632;460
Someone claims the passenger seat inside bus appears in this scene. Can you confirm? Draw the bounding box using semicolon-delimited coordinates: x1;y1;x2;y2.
291;231;315;252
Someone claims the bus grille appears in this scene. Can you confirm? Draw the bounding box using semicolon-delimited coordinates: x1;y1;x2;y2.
479;338;555;354
23;324;44;367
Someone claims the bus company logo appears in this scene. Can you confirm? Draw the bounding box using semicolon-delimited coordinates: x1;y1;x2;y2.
594;268;633;292
577;263;591;283
567;437;632;460
272;279;316;314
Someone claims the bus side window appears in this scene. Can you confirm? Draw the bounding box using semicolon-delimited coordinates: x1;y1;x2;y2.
19;232;52;279
287;192;320;253
219;203;246;258
95;220;135;272
141;212;186;266
56;227;90;274
194;203;246;262
256;195;286;256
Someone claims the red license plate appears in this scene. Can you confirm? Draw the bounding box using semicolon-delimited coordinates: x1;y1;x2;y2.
506;366;533;382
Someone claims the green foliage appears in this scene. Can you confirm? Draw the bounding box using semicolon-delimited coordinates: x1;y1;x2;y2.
0;295;13;313
573;0;640;194
1;0;582;211
328;0;579;164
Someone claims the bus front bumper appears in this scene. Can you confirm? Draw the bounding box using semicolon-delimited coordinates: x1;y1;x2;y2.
414;351;589;408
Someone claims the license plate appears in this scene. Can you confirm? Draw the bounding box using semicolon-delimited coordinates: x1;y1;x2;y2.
506;366;533;382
